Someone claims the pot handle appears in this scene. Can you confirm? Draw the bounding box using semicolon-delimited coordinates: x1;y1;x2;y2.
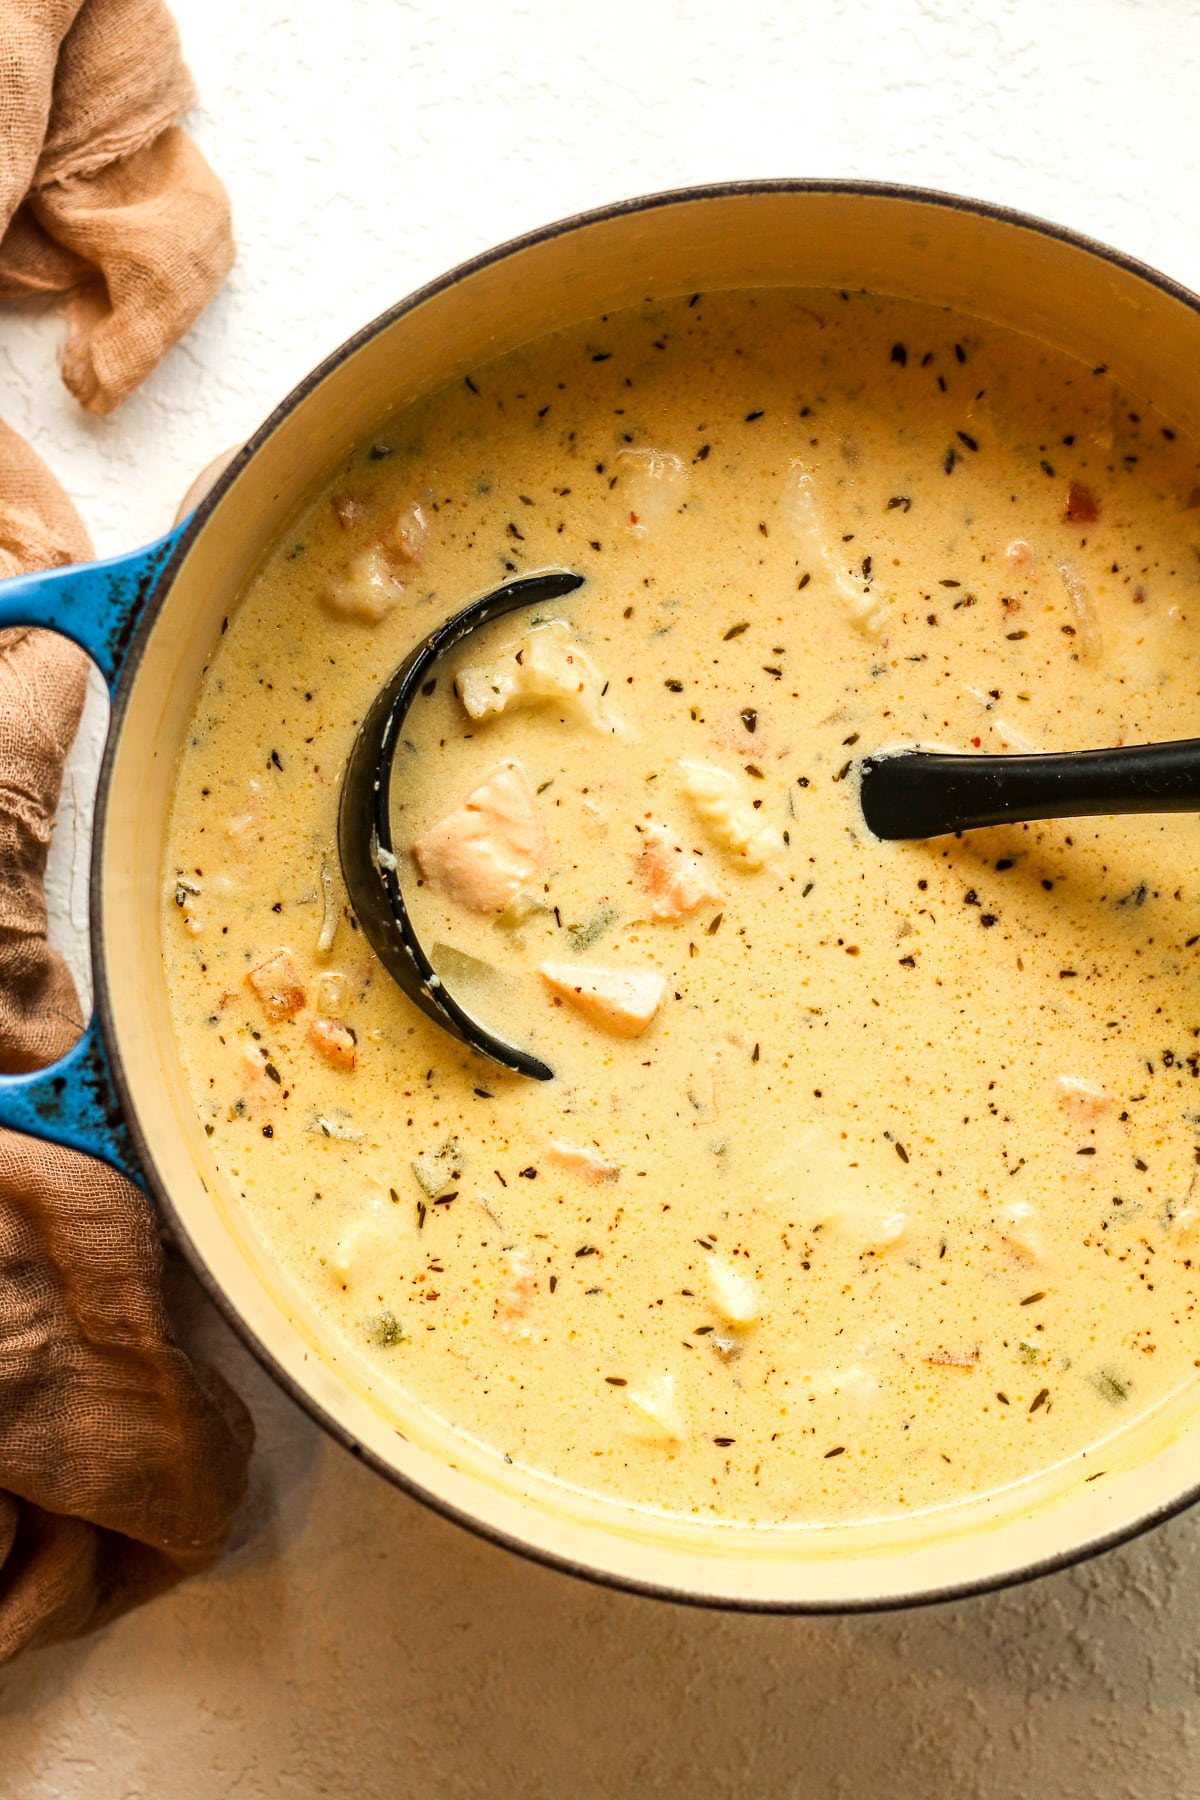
0;524;185;682
0;522;190;1189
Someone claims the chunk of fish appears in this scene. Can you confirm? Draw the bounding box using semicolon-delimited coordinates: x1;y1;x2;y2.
324;545;404;623
830;1204;908;1252
539;962;666;1036
392;499;428;563
545;1139;620;1183
246;948;306;1020
307;1016;357;1069
1171;1203;1200;1241
636;820;724;919
413;761;545;914
788;461;888;637
240;1044;282;1106
326;1186;411;1289
678;760;781;870
1056;1074;1114;1121
331;490;369;530
456;619;610;730
797;1361;882;1417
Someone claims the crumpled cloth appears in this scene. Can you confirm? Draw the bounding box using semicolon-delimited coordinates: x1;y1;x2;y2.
0;0;234;414
0;0;251;1662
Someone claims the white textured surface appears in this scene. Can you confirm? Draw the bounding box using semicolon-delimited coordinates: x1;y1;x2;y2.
11;1;1200;1792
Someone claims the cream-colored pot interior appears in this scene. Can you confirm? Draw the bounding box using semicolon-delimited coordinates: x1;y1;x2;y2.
99;185;1200;1608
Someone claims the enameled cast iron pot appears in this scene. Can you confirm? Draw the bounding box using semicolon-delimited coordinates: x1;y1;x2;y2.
5;182;1200;1611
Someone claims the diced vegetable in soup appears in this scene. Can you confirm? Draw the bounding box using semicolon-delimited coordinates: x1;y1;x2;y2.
163;290;1200;1526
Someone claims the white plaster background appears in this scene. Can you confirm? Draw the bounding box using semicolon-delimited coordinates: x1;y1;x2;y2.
6;0;1200;1793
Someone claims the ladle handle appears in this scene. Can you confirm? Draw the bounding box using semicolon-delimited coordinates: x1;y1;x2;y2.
859;739;1200;840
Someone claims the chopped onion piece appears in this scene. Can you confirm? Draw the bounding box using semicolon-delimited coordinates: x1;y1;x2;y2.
317;859;339;958
1058;561;1102;662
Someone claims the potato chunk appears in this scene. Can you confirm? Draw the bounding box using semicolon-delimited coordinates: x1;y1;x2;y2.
999;1199;1044;1264
246;948;306;1020
705;1255;759;1326
539;962;666;1036
615;446;689;538
622;1372;685;1444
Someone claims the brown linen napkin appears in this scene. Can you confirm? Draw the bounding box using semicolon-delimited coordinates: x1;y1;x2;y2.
0;1;252;1661
0;0;234;414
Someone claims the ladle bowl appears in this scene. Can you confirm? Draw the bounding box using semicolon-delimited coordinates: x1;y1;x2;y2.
336;568;584;1081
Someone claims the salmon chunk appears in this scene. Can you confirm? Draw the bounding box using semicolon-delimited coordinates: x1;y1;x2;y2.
545;1139;620;1183
1056;1074;1114;1121
307;1017;357;1068
413;761;545;914
246;948;306;1020
636;820;723;920
539;962;666;1036
496;1246;536;1329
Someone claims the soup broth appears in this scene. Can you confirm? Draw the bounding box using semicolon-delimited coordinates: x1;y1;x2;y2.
164;290;1200;1525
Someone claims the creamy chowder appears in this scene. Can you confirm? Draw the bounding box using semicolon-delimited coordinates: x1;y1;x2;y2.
163;289;1200;1526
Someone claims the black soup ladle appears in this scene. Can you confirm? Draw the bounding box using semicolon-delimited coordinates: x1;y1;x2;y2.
858;738;1200;839
337;568;585;1082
